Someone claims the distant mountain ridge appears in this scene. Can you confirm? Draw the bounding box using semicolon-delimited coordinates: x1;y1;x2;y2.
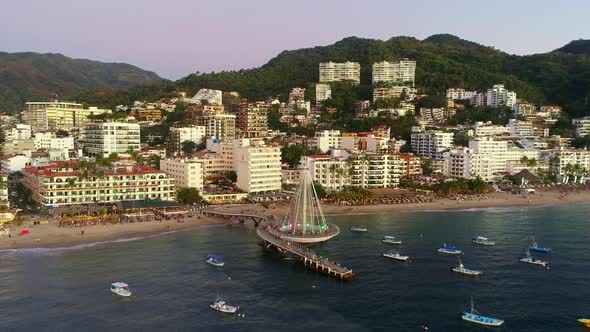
76;34;590;117
0;52;163;113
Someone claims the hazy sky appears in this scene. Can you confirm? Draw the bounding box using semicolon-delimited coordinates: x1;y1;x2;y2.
1;0;588;79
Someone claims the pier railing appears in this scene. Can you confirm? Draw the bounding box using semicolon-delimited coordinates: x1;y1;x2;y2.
257;222;355;280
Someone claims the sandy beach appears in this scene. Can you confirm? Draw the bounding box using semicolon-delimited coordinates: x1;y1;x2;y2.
2;189;589;251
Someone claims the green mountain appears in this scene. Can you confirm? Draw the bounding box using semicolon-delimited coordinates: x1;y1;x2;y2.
554;39;590;55
0;52;163;113
79;35;590;116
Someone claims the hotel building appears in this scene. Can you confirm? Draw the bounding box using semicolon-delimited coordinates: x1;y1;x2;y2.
372;59;416;86
83;122;141;157
23;162;175;208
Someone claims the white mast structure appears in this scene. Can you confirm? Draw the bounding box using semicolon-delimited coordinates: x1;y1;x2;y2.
279;169;339;244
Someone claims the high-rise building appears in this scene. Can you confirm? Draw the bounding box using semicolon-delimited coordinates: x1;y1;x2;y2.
314;130;342;153
372;59;416;86
22;102;111;131
300;155;351;191
237;102;269;138
319;61;361;84
485;84;517;108
167;126;207;155
160;158;204;193
83;122;141;157
204;113;236;141
411;131;454;159
233;139;281;194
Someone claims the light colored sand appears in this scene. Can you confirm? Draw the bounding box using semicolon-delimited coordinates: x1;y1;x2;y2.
0;214;228;250
1;189;588;250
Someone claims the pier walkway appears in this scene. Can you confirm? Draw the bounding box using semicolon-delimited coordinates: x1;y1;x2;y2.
202;210;266;226
256;222;355;280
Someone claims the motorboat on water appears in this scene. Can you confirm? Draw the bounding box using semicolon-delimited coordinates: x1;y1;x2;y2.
472;236;496;246
451;258;483;276
437;244;463;255
210;297;239;314
382;236;402;245
461;297;504;326
383;249;409;261
528;235;551;253
578;318;590;327
350;224;367;232
205;254;225;267
110;282;132;297
519;249;549;269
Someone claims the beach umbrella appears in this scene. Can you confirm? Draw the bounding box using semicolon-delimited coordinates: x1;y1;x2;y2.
20;230;30;235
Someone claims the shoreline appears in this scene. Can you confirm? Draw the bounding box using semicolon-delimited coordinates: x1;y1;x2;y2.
2;189;589;251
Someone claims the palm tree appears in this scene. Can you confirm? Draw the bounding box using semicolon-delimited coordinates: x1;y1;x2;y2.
328;164;338;189
335;165;345;190
360;155;371;189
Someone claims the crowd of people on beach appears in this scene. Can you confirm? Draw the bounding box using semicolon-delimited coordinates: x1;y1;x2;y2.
57;206;208;228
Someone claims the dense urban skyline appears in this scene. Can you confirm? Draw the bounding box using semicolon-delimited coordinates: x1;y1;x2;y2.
1;0;589;79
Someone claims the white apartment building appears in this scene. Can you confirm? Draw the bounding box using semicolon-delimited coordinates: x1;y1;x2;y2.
485;84;517;108
373;86;417;102
315;83;332;102
33;133;74;151
443;147;481;179
160;158;204;193
350;153;405;189
469;137;508;176
190;89;223;105
446;88;477;100
300;155;351;191
319;61;361;84
411;131;454;159
473;121;510;137
372;59;416;86
83;122;141;157
204;113;236;141
4;124;32;141
168;126;206;155
507;119;534;137
572;117;590;137
314;130;342;153
549;149;590;177
233;139;281;194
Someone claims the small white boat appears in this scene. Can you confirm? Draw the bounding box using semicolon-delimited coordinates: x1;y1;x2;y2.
350;224;367;232
383;249;409;261
472;236;496;246
110;282;132;297
451;258;483;276
519;249;549;269
437;244;462;255
461;297;504;326
210;297;239;314
382;236;402;245
205;254;225;267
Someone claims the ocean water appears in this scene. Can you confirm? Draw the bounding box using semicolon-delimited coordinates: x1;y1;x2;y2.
1;204;590;331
